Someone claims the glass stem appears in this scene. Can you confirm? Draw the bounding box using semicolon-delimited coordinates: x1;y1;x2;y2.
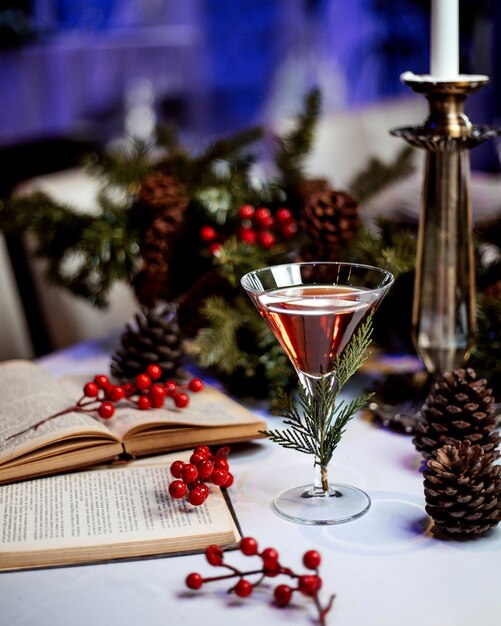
298;371;337;494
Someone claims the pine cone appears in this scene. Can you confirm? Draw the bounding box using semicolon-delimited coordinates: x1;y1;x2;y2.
424;440;501;537
110;303;185;381
413;368;499;460
133;172;189;306
298;181;361;261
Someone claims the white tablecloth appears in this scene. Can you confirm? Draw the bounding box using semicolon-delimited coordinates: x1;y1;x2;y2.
1;337;500;626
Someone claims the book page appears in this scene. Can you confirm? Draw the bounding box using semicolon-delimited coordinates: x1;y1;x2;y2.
0;361;117;464
106;385;263;440
0;454;240;569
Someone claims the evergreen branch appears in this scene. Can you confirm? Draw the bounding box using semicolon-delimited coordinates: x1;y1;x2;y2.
322;394;372;462
274;87;322;186
260;427;317;456
348;219;416;279
0;191;139;308
192;128;263;178
214;236;275;287
194;296;245;374
84;140;154;189
348;145;415;204
335;311;374;391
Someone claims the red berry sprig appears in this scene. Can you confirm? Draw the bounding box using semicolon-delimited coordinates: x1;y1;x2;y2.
238;204;297;249
168;445;233;506
77;365;204;419
7;365;205;440
185;538;335;625
199;204;297;255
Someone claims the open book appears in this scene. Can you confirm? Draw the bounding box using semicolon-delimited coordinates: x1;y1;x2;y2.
0;452;242;571
0;360;266;485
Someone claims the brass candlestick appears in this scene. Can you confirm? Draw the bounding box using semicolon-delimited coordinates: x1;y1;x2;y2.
369;73;497;433
391;73;496;375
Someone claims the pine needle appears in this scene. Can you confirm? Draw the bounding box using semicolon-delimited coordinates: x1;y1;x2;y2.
261;313;374;467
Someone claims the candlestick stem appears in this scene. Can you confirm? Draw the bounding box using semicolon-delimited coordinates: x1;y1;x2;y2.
391;74;496;376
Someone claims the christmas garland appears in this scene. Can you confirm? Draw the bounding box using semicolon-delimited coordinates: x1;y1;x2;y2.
0;88;499;404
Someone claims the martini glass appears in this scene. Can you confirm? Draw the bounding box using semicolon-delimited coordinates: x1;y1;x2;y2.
241;262;394;524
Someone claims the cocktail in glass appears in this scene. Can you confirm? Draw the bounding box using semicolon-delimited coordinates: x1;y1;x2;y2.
241;262;394;524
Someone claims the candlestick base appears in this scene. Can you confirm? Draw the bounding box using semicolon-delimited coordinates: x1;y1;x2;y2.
367;371;432;434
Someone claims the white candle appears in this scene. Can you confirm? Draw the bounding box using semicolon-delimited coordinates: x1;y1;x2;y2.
430;0;459;78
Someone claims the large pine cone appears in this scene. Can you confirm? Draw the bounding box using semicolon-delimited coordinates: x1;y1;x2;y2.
424;440;501;537
298;179;361;261
110;303;185;381
133;172;189;306
413;368;499;460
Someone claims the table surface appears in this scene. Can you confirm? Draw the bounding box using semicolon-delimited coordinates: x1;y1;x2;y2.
1;337;500;626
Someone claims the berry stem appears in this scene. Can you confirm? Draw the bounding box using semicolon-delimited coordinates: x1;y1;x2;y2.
315;593;336;626
203;569;265;584
6;405;84;440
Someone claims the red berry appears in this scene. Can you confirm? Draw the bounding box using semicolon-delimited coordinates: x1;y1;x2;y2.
188;378;204;392
164;381;178;397
238;204;255;220
239;537;258;556
188;485;208;506
258;230;276;248
174;392;189;408
275;207;293;224
83;382;99;398
94;375;110;390
146;364;162;380
135;373;152;391
303;549;321;570
194;445;211;458
107;385;125;402
200;225;218;242
168;480;187;499
261;547;280;575
186;573;203;590
187;479;202;491
281;221;297;239
215;446;231;458
255;206;273;228
298;575;322;597
98;401;115;419
263;560;280;577
234;579;253;598
208;242;222;255
274;584;293;607
261;547;279;563
182;463;199;483
151;384;166;400
137;395;151;410
123;383;135;397
149;395;165;408
223;472;234;488
170;460;185;478
238;227;257;245
197;458;214;480
190;451;207;465
198;483;209;498
213;457;229;471
205;544;224;566
211;468;228;486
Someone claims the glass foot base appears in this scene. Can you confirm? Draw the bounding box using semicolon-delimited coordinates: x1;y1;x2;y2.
272;483;371;525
